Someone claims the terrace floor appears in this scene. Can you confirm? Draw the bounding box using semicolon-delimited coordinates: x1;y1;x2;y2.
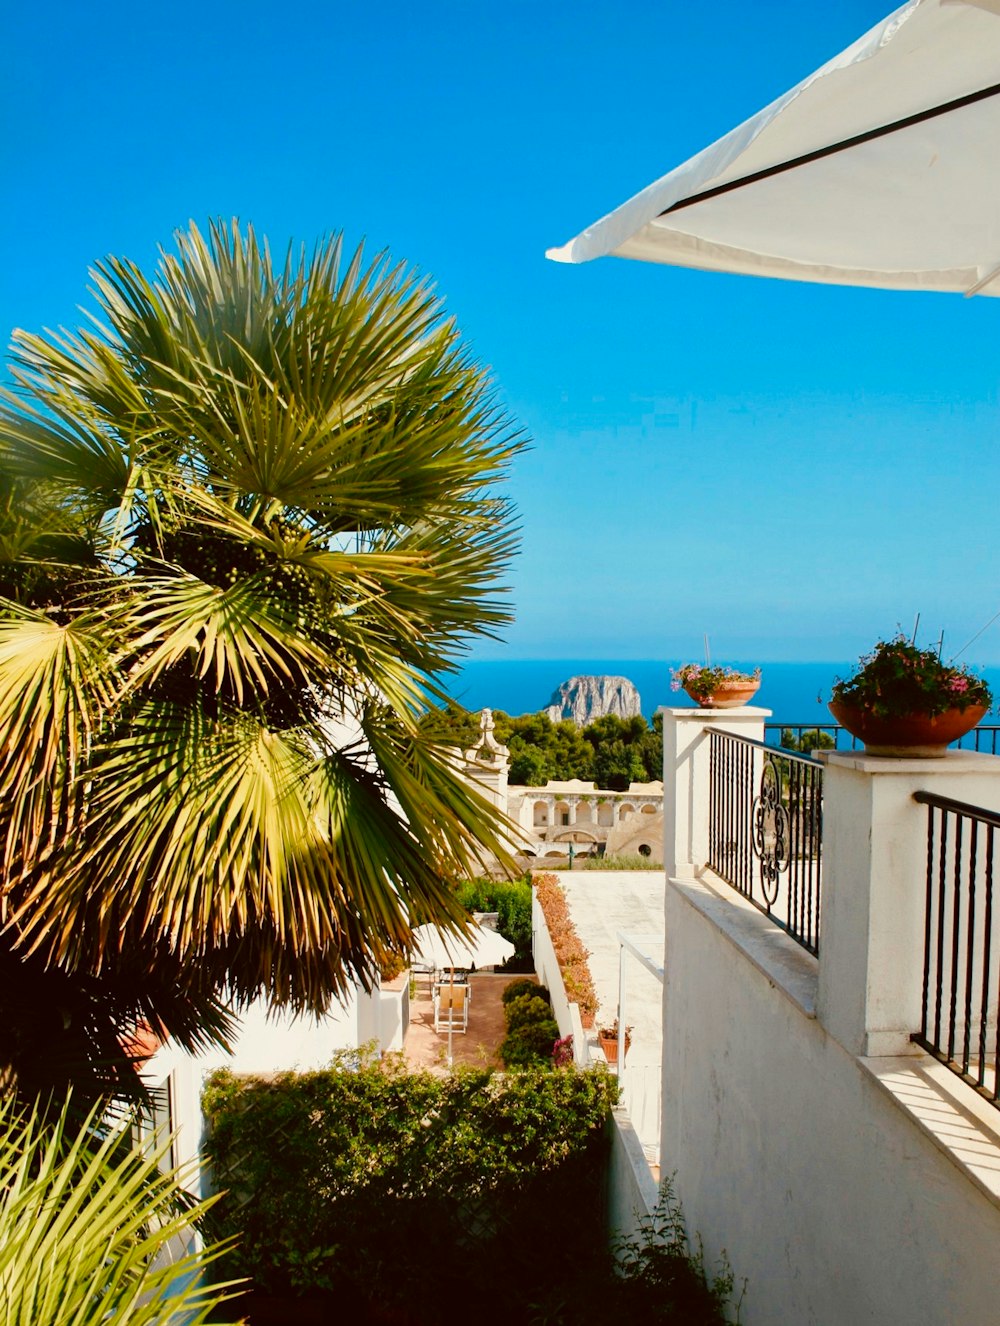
558;869;666;1066
402;971;531;1073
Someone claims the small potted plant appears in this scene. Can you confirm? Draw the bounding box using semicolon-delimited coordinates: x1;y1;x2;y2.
671;663;762;709
829;635;992;757
597;1018;633;1064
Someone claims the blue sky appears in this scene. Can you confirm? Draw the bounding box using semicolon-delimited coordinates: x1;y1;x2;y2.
3;1;998;665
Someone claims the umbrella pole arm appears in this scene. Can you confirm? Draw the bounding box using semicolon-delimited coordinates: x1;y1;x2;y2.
661;80;1000;219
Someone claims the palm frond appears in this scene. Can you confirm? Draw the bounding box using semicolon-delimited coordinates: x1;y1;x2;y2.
0;609;119;873
0;1096;241;1324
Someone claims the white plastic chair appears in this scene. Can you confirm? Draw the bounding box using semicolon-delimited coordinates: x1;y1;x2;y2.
433;983;470;1034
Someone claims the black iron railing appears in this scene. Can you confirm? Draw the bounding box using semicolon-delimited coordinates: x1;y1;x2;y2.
708;731;823;956
764;723;1000;754
912;791;1000;1109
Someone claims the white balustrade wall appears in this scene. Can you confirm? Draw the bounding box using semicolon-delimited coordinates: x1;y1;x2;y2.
660;706;1000;1326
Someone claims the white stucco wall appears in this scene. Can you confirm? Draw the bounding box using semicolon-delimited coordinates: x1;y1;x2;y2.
607;1107;658;1252
144;988;381;1191
662;875;1000;1326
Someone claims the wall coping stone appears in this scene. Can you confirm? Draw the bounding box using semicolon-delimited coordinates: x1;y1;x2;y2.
861;1056;1000;1215
819;749;1000;775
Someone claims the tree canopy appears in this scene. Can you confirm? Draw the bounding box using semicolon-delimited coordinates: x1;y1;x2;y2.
0;220;525;1099
419;704;663;788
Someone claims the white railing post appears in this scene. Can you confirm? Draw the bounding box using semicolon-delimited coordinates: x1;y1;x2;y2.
660;706;770;878
817;749;1000;1057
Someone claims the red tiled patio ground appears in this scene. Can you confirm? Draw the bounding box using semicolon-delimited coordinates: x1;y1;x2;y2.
402;971;535;1072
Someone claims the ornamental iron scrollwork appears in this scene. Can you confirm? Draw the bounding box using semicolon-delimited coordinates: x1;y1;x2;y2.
751;755;790;907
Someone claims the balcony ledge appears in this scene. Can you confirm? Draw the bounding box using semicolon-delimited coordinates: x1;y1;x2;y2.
862;1055;1000;1214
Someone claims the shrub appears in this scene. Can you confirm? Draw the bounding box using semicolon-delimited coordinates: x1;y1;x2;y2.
202;1060;618;1317
533;869;596;1023
533;872;598;1024
552;1034;574;1067
504;993;554;1032
454;875;533;966
378;952;407;981
498;1016;562;1067
501;977;549;1007
608;1176;741;1322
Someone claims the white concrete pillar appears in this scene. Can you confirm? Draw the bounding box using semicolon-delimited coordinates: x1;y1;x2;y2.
817;750;1000;1057
659;706;770;878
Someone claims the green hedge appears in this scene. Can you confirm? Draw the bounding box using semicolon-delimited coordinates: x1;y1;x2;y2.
203;1059;617;1317
501;976;549;1006
454;875;533;965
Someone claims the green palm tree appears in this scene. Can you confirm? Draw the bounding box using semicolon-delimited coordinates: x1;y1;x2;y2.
0;220;524;1099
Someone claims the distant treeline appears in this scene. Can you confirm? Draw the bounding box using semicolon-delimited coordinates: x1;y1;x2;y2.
419;703;663;789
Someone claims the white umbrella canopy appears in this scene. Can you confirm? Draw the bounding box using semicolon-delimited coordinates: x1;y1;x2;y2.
547;0;1000;297
411;922;515;971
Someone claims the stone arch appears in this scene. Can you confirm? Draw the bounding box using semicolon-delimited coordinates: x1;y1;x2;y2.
554;801;571;827
641;803;656;816
576;800;594;824
533;801;549;827
618;803;635;822
597;801;615;828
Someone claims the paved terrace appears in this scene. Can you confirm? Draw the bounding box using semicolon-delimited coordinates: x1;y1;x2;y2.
558;870;666;1067
402;972;522;1073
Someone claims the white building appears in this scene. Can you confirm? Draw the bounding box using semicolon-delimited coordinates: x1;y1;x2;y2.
460;708;664;862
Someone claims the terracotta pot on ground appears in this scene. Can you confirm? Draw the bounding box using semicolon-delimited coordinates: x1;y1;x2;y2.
598;1030;631;1064
686;680;760;709
828;699;988;758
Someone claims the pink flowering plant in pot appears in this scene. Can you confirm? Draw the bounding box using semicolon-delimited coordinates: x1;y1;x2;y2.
830;635;992;756
671;663;761;705
830;636;991;718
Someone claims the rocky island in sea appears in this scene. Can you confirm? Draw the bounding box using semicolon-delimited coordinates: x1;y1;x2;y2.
543;675;641;725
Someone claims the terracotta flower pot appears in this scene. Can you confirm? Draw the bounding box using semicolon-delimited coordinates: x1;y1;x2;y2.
598;1030;631;1064
685;680;760;709
828;699;988;758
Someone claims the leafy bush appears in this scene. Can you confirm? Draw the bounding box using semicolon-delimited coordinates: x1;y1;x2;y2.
202;1063;741;1323
202;1060;617;1318
454;875;533;966
549;1176;741;1323
499;1017;562;1067
501;977;549;1006
499;985;561;1067
609;1176;740;1322
377;952;407;981
505;993;554;1032
552;1033;574;1067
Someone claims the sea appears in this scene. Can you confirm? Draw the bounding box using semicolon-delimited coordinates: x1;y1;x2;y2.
440;659;1000;726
